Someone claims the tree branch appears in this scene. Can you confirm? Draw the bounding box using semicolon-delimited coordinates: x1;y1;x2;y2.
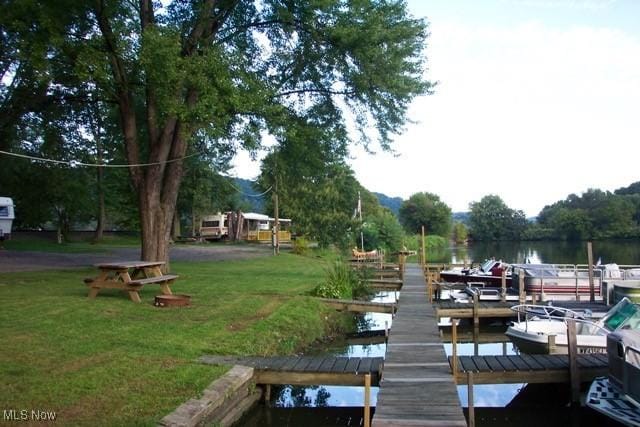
93;0;142;188
139;0;160;148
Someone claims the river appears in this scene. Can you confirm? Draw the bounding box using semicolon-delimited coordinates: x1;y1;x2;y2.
233;240;640;426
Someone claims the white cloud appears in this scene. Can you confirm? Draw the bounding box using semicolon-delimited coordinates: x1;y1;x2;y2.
349;17;640;216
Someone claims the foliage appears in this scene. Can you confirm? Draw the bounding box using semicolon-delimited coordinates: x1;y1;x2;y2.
399;192;452;237
311;260;372;300
361;208;405;253
259;154;369;248
292;236;311;256
452;221;468;244
468;195;527;240
0;0;432;262
536;188;640;240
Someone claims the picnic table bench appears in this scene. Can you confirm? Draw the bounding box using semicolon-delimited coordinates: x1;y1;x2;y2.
85;261;178;303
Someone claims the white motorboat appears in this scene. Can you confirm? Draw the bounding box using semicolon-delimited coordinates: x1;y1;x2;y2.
505;297;640;354
587;329;640;426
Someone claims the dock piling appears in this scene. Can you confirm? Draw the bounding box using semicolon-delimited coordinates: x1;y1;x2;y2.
567;319;581;403
364;373;371;427
467;371;475;427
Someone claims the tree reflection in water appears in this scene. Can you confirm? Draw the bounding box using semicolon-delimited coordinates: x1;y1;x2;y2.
276;385;332;408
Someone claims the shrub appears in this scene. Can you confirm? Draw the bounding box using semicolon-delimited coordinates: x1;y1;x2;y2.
292;236;311;255
311;260;373;300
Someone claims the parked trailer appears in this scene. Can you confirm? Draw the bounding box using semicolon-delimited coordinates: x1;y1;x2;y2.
0;197;15;240
198;213;228;240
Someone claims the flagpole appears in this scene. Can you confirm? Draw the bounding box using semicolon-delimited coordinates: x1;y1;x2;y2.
359;191;364;251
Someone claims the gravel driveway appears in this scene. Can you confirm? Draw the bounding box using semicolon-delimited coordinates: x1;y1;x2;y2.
0;244;273;273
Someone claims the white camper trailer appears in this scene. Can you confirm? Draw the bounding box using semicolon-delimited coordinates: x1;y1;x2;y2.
0;197;15;240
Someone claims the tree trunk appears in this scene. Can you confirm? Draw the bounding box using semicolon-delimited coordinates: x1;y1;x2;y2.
172;209;181;241
94;164;105;242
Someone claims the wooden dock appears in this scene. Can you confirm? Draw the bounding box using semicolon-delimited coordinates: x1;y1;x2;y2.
450;353;608;385
373;264;467;427
435;301;515;320
367;279;403;291
199;355;383;386
319;297;397;314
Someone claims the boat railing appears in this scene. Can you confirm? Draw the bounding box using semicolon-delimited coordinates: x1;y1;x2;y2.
511;304;586;322
511;304;610;335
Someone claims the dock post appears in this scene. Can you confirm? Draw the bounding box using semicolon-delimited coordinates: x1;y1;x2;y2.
472;293;480;339
467;371;475;427
452;319;458;384
548;334;556;353
264;384;271;403
518;269;526;304
501;269;506;302
587;241;595;303
364;373;371;427
566;319;580;404
421;225;426;271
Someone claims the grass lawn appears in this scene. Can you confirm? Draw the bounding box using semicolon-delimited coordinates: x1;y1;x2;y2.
0;252;345;426
2;232;141;253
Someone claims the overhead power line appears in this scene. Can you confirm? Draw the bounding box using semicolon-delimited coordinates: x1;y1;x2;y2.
0;149;200;168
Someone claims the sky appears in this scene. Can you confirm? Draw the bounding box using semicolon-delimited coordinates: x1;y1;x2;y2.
232;0;640;217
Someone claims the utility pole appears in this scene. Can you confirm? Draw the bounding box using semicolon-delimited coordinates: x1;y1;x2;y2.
273;170;280;255
272;157;280;255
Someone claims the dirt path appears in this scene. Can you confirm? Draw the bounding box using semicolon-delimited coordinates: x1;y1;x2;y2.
0;244;273;273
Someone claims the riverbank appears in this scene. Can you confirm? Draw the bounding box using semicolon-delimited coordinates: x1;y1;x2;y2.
0;252;351;426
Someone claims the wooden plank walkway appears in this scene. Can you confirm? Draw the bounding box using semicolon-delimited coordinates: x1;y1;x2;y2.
450;353;608;385
199;355;383;387
435;301;515;319
373;264;467;427
319;297;397;314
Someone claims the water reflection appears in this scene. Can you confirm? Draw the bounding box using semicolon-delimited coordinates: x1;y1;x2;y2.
450;240;640;266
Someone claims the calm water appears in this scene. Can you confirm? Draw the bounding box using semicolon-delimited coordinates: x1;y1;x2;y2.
234;240;640;426
445;239;640;266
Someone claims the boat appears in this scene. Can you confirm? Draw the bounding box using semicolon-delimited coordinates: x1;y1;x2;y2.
505;297;640;354
511;263;604;300
449;286;521;303
439;259;511;286
587;329;640;426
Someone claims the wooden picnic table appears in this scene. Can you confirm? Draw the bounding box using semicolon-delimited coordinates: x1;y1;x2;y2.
85;261;178;303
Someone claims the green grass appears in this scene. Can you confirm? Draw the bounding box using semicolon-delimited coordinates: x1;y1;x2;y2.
2;233;141;253
0;253;344;426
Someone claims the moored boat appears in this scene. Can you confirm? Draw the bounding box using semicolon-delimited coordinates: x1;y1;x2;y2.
511;263;603;301
587;329;640;426
505;297;640;354
439;259;511;286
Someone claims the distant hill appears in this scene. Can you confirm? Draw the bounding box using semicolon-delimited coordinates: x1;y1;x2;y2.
374;192;404;215
452;212;470;224
233;178;265;213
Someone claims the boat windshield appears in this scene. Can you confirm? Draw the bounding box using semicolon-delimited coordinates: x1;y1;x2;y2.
480;259;496;272
601;299;640;331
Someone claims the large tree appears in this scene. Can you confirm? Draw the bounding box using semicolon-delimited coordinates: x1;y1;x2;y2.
1;0;431;262
399;192;452;237
468;194;527;240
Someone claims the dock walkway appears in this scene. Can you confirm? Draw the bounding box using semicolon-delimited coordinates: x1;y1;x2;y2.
373;264;467;427
450;353;608;384
199;355;383;387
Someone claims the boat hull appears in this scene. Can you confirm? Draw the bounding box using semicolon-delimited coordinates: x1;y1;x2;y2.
505;321;607;355
439;272;508;286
